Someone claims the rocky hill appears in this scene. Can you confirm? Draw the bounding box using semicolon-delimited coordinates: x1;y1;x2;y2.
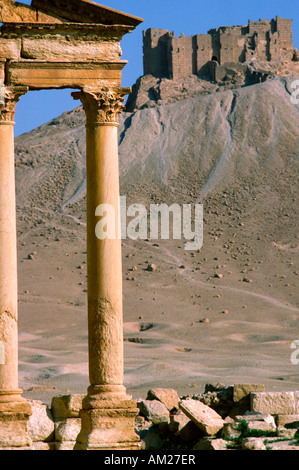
14;73;299;403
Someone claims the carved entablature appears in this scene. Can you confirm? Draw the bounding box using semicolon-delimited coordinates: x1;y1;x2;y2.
0;86;28;122
72;87;131;126
0;0;143;91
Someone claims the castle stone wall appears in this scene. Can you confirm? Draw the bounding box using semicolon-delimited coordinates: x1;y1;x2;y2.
143;16;294;80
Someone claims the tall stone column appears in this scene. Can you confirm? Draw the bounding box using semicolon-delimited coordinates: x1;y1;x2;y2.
72;87;140;450
0;86;32;449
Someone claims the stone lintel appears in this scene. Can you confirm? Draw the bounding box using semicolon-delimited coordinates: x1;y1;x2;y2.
6;61;127;89
1;22;134;40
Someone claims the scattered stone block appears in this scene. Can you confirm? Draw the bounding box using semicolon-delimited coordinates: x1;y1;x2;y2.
194;437;228;450
168;410;190;433
276;414;299;429
179;399;225;436
221;421;242;439
251;392;296;415
233;384;265;403
147;388;179;411
51;394;84;419
137;399;169;424
27;400;55;442
241;437;266;450
54;418;81;442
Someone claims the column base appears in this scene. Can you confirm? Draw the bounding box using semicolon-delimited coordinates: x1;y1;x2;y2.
0;400;32;448
74;385;141;451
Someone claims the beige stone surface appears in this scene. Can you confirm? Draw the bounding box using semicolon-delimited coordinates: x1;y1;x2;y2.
55;418;81;442
169;410;190;433
21;38;122;62
51;394;84;419
179;399;224;436
233;384;265;403
241;437;266;450
147;388;179;411
0;39;21;60
276;414;299;428
194;437;228;450
27;399;54;442
0;402;32;447
7;61;125;89
251;392;296;415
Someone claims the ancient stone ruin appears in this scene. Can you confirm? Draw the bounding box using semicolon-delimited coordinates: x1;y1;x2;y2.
143;16;294;81
0;0;144;450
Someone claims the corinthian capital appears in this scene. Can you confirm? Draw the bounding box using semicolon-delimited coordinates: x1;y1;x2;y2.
0;86;29;123
72;87;131;126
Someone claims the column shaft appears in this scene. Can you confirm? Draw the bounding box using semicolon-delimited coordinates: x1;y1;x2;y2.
0;87;28;403
0;121;19;399
86;123;123;387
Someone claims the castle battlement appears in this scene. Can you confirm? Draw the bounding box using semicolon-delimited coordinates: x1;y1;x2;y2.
143;16;293;80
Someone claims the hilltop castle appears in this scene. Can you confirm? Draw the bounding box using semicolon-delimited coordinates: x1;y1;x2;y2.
143;16;293;80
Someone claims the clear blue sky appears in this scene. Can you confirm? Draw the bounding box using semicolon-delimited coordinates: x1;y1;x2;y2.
14;0;299;136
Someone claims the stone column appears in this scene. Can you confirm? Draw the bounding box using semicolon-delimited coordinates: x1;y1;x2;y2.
0;86;32;449
72;87;140;450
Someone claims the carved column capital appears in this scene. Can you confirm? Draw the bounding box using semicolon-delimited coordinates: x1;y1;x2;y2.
0;86;29;124
72;87;131;126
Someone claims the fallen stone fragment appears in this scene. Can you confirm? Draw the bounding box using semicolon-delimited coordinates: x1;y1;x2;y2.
147;388;179;412
233;384;265;403
251;392;296;415
168;410;190;433
241;437;266;450
147;263;157;272
179;399;225;436
27;400;55;443
55;418;81;443
137;399;169;424
194;437;228;450
51;395;85;419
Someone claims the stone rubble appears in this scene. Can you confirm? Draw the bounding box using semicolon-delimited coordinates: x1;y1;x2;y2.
1;384;299;450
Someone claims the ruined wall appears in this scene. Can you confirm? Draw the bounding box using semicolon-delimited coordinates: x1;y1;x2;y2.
142;16;294;80
143;28;170;77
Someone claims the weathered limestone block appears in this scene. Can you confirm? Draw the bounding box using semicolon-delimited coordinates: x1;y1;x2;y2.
0;402;32;448
55;418;81;442
251;392;296;415
168;410;190;433
51;394;84;419
27;400;55;442
179;399;225;436
241;437;266;450
55;441;76;451
147;388;179;411
194;437;228;450
32;442;55;450
233;384;265;403
276;414;299;429
0;38;21;60
221;421;242;439
137;399;169;424
75;405;141;450
21;38;122;62
0;0;37;22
